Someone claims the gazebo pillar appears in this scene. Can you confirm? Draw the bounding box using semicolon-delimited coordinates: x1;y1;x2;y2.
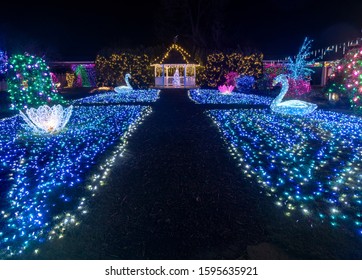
184;65;187;88
162;65;164;87
166;66;169;87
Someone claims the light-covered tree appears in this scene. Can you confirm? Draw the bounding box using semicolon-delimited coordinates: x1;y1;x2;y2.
287;37;315;80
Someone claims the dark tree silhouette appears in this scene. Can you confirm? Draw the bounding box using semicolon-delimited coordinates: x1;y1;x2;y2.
154;0;230;49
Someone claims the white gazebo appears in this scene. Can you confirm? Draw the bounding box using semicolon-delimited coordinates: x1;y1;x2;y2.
151;43;199;88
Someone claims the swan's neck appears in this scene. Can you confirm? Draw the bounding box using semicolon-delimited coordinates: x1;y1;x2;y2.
272;78;289;105
125;75;131;87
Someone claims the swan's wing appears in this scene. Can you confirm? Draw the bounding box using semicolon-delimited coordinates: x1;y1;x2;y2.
277;100;310;108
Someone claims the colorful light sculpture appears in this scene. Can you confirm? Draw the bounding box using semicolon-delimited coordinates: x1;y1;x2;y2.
172;69;181;87
74;65;91;87
271;74;317;115
19;104;73;134
287;37;315;80
218;85;234;94
114;73;133;93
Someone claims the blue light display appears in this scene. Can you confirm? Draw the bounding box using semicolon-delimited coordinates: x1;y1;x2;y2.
287;37;315;80
271;74;317;115
208;108;362;236
73;89;160;105
188;89;273;105
0;105;151;258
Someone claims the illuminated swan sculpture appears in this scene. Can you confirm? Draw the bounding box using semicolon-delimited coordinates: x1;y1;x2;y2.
20;104;73;134
271;74;317;115
114;73;132;93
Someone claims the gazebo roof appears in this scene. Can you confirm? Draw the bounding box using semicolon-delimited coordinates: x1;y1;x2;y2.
153;44;199;65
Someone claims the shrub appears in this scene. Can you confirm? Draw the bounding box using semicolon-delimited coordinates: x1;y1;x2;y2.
236;75;255;92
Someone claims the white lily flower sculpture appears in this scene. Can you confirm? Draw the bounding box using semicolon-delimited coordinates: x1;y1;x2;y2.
20;104;73;134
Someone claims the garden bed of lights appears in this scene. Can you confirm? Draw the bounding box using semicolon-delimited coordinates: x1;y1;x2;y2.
0;105;151;258
73;89;160;105
208;108;362;236
188;89;273;105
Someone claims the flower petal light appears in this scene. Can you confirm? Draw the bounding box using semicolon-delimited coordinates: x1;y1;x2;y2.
218;85;234;94
20;104;73;134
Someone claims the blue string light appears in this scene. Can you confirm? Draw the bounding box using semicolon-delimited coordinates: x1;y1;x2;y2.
0;105;151;258
73;89;160;105
207;108;362;236
188;89;273;105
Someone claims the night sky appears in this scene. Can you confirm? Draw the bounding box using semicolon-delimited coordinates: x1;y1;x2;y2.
0;0;361;60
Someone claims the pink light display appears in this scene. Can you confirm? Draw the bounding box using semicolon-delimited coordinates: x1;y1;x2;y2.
218;85;235;94
225;71;239;86
286;78;311;97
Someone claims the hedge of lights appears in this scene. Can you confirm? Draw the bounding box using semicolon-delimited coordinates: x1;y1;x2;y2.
95;53;153;89
200;52;263;88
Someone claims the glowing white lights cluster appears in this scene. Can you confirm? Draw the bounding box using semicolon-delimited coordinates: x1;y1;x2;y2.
208;108;362;236
19;104;73;134
0;105;151;258
188;89;272;105
73;89;160;105
271;74;317;115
